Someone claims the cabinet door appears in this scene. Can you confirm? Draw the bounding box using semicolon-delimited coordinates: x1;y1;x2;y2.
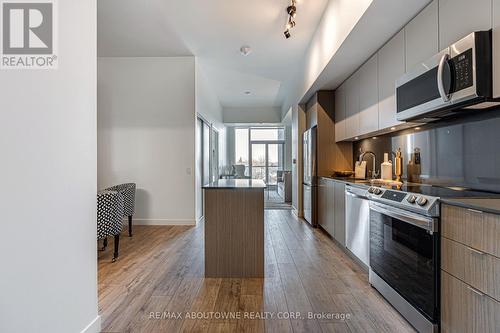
359;54;379;135
333;182;346;246
345;71;360;139
405;0;438;71
335;84;346;142
378;30;405;130
439;0;492;50
326;180;335;237
494;0;500;98
318;178;328;230
442;271;500;333
442;204;500;258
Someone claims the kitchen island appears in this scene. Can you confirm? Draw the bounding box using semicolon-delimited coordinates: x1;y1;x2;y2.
203;179;266;278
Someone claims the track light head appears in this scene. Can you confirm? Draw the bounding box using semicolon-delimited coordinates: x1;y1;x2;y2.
284;0;297;40
286;17;296;30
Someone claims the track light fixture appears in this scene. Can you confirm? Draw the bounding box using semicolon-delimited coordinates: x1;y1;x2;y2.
284;0;297;39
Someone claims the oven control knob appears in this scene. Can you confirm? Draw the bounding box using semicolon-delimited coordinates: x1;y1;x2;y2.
407;195;417;204
373;188;383;195
417;197;428;206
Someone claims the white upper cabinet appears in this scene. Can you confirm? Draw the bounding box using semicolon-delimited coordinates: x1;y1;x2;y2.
378;30;405;130
494;0;500;98
345;71;360;139
334;84;346;142
405;0;438;72
439;0;492;49
359;54;379;135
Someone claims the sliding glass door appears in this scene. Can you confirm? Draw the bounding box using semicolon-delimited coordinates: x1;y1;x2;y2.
250;142;284;185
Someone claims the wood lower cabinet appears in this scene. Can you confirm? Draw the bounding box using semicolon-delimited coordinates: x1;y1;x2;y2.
333;181;346;246
442;204;500;258
441;203;500;332
318;178;334;237
442;271;500;333
317;179;346;246
442;237;500;302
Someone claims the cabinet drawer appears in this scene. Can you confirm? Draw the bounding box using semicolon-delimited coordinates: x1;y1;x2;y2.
442;237;500;302
441;271;500;333
442;204;500;257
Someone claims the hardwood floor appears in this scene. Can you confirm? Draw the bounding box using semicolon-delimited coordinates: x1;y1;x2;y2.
99;210;416;333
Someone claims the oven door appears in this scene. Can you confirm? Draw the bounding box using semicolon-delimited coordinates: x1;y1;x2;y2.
369;202;439;323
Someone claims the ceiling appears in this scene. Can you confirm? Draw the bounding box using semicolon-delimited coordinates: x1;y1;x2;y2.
98;0;329;108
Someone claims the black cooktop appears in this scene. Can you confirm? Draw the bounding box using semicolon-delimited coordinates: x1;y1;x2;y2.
382;183;500;199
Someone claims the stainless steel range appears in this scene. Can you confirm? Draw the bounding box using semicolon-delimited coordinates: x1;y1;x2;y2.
366;184;441;333
364;183;499;332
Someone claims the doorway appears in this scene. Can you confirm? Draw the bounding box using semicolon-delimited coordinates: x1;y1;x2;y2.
249;142;284;186
248;128;286;205
196;116;219;221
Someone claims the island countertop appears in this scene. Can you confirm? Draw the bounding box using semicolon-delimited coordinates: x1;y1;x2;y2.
203;179;267;189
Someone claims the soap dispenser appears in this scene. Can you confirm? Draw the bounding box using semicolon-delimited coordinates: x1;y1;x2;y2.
381;153;393;180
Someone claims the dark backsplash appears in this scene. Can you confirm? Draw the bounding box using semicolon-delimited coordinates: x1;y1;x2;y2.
353;108;500;193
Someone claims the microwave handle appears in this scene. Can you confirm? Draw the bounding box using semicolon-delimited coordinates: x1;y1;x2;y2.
437;53;451;102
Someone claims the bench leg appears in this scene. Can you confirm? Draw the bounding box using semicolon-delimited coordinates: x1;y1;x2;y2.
112;234;120;262
128;216;133;237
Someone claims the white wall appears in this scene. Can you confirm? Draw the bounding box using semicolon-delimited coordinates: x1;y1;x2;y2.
282;0;373;115
282;110;293;172
195;61;227;221
98;57;196;225
0;1;98;332
223;106;282;124
195;62;227;166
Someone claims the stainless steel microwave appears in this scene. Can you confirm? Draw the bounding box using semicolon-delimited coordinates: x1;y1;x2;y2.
396;31;500;122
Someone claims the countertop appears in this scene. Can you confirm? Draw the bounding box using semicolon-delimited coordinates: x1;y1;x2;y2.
321;176;500;215
440;197;500;215
203;179;267;189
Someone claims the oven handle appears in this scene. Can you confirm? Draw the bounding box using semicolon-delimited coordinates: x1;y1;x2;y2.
437;53;451;102
369;202;437;233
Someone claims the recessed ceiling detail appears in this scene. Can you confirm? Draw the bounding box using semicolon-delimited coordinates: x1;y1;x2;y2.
98;0;329;109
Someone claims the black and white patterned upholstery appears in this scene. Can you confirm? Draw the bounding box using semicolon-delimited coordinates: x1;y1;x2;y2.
97;190;124;262
106;183;136;216
105;183;136;237
97;190;124;240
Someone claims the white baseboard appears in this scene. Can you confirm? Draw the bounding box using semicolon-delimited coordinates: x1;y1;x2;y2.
81;316;100;333
132;218;196;226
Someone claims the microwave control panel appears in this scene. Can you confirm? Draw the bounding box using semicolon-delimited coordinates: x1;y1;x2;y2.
451;48;473;92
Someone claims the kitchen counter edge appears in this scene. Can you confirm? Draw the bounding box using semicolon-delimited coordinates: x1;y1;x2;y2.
440;197;500;216
203;179;267;190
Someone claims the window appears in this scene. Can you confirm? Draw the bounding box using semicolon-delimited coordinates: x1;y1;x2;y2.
234;127;286;182
250;128;284;141
234;128;249;175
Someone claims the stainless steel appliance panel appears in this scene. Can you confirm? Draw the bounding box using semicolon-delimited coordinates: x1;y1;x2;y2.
303;184;317;226
369;201;439;331
396;30;496;122
303;127;317;186
303;127;317;226
345;186;370;266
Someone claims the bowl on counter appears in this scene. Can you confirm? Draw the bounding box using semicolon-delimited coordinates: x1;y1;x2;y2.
332;170;355;177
